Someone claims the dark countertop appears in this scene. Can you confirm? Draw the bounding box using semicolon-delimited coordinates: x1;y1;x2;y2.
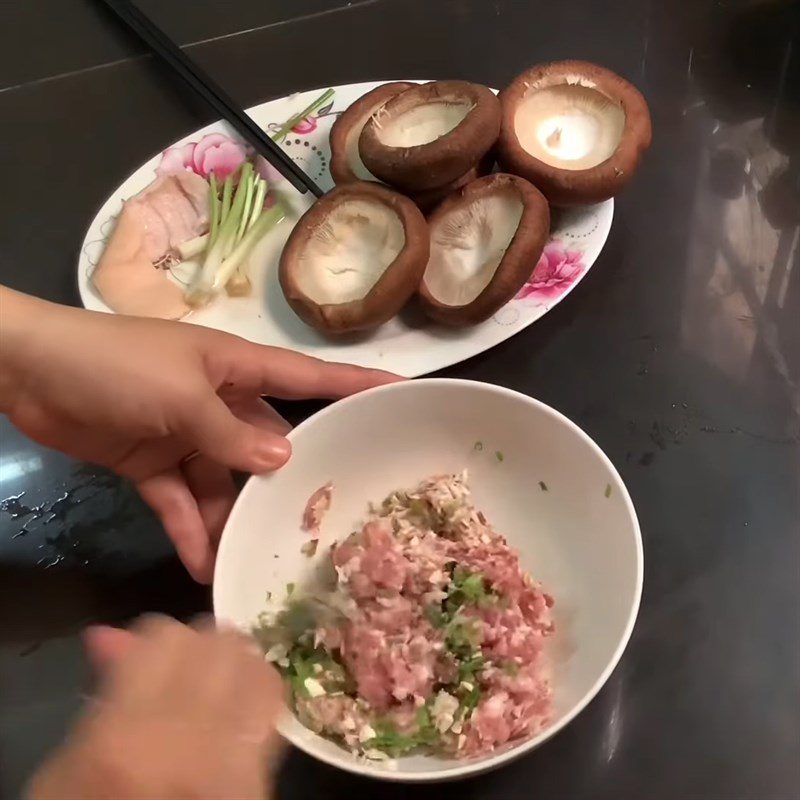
1;1;798;798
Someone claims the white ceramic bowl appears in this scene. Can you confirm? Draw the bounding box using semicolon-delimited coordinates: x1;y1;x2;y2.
213;379;643;782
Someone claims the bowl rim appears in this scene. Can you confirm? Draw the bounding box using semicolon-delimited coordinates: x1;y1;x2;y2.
213;378;644;782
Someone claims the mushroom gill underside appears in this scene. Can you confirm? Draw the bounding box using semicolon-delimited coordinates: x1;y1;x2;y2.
292;200;405;305
514;84;625;171
373;101;474;147
424;191;523;307
344;115;381;181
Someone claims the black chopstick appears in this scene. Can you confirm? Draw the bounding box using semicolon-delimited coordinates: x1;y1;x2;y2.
99;0;324;198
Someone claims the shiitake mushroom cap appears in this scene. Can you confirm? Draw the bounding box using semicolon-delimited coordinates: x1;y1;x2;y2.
419;173;550;326
279;182;429;335
329;82;415;184
408;148;497;213
498;60;652;206
359;81;501;192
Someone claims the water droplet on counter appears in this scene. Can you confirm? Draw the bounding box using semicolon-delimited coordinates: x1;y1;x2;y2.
0;492;44;520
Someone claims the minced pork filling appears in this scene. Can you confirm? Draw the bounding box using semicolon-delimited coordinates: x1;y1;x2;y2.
254;472;555;760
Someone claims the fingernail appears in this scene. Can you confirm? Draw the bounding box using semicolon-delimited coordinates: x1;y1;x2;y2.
255;438;291;469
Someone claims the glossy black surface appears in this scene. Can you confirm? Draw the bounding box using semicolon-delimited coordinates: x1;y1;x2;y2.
1;1;798;798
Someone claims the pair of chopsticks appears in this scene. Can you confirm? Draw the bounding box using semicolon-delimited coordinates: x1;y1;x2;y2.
100;0;323;198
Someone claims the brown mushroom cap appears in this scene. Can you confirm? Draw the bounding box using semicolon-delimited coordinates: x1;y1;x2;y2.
419;173;550;326
279;182;429;335
329;82;415;184
359;81;501;192
408;148;497;213
498;61;652;206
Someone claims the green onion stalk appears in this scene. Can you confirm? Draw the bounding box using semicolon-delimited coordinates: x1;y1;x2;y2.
270;89;334;143
187;162;285;306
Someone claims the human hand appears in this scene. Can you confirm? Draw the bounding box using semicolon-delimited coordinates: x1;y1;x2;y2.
27;617;285;800
0;287;399;582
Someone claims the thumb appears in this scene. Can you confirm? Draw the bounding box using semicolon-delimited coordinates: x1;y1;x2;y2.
179;390;291;473
83;625;137;674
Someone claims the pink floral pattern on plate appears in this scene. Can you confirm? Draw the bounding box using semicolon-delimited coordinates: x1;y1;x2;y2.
154;92;338;188
516;240;586;301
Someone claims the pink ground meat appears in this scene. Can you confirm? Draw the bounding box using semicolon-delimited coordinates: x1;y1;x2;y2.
302;482;333;535
274;473;554;760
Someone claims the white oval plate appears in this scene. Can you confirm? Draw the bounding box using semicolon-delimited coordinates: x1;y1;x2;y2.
78;81;613;377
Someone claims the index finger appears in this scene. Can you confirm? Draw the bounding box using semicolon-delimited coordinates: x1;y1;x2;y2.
214;341;404;400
